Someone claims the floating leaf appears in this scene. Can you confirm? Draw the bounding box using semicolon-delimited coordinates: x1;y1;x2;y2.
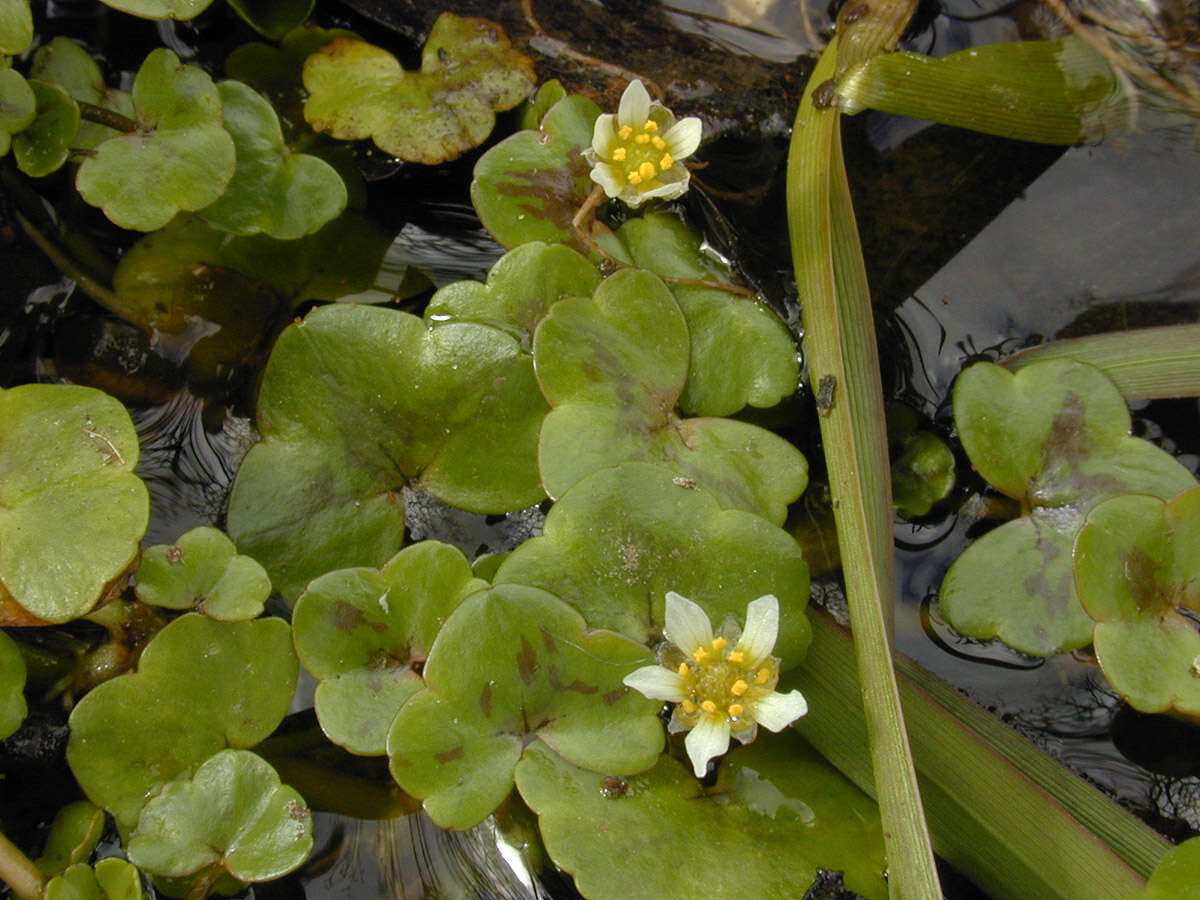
941;360;1195;655
0;0;31;55
1139;835;1200;900
495;462;811;663
517;78;565;130
135;526;271;621
293;541;488;755
226;303;547;601
76;49;235;231
225;0;313;40
44;860;141;900
35;801;106;877
0;384;148;624
1076;488;1200;719
617;213;799;417
12;80;79;177
515;735;888;900
302;15;535;164
30;37;135;150
424;241;600;347
0;68;35;157
0;627;26;738
471;93;600;251
128;749;312;883
198;81;346;239
888;405;955;517
534;267;807;523
67;614;298;829
89;0;211;21
386;584;662;830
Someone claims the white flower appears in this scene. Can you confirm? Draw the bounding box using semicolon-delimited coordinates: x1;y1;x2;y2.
623;591;807;777
582;80;702;208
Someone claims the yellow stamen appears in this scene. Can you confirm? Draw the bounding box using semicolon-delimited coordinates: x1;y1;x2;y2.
682;699;697;714
651;136;667;150
677;662;690;677
635;133;650;144
618;125;633;139
731;679;748;697
660;153;674;169
691;646;708;662
644;120;659;132
711;637;727;651
754;668;770;685
611;147;627;161
638;161;657;179
728;703;744;717
700;700;718;714
627;172;642;185
726;650;746;664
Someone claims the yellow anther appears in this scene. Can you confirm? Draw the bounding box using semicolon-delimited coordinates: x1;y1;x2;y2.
711;637;727;651
700;700;718;714
677;661;690;677
638;161;657;179
644;120;659;132
728;703;744;717
627;172;643;185
635;133;650;144
691;646;708;662
660;153;674;169
727;650;746;664
731;679;749;697
618;125;633;139
611;147;627;161
754;668;771;685
682;699;697;714
651;136;667;150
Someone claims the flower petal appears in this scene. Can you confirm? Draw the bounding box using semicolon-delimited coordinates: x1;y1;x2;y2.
635;170;690;203
590;113;616;156
663;116;702;159
736;594;780;667
663;591;713;653
751;689;808;732
623;665;686;702
617;79;651;128
684;715;731;777
589;162;624;199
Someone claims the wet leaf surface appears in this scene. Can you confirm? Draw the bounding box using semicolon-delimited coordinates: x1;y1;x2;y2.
293;541;487;755
135;526;271;620
386;584;662;830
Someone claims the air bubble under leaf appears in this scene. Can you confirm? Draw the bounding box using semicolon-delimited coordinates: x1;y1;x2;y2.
494;462;811;663
515;736;888;900
127;749;312;883
302;15;535;164
198;80;346;239
0;384;148;625
76;49;235;231
534;267;807;524
293;541;488;755
0;627;26;739
67;614;298;829
386;584;662;830
135;526;271;621
941;360;1195;655
226;303;547;601
1076;487;1200;719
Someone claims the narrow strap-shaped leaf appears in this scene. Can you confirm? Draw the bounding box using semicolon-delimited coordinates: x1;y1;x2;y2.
836;37;1133;144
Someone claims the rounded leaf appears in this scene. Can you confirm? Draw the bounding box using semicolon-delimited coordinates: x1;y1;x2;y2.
135;526;271;621
0;627;26;739
0;0;32;55
30;37;135;150
13;80;79;177
0;68;36;156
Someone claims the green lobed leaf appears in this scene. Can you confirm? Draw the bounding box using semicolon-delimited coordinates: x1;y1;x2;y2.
67;614;298;830
517;79;566;131
35;801;106;877
494;462;811;663
0;68;35;157
127;749;313;883
29;37;135;150
13;80;80;177
44;860;141;900
534;267;807;523
76;49;235;231
386;585;663;830
0;627;26;739
1077;488;1200;718
617;213;800;417
293;541;488;755
940;360;1195;655
515;735;888;900
224;0;313;40
198;80;346;239
135;526;271;621
0;384;148;624
0;0;32;55
470;93;602;252
302;14;535;164
226;303;547;601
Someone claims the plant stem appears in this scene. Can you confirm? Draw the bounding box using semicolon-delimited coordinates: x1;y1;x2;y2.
75;101;138;134
0;831;46;900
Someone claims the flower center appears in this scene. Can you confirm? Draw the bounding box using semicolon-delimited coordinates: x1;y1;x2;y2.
675;637;778;726
608;120;674;186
